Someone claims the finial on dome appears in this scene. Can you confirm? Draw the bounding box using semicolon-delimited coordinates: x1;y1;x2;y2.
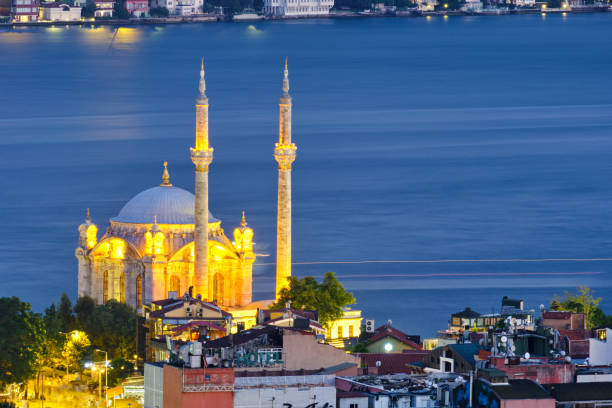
86;207;91;222
241;210;247;228
199;58;206;98
282;57;289;96
151;214;161;234
161;161;172;187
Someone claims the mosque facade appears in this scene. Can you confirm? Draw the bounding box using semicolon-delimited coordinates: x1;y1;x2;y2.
75;60;295;312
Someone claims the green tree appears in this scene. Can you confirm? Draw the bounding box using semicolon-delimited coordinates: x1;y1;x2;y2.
107;358;134;387
61;331;91;374
271;272;356;329
351;342;369;353
0;297;41;388
76;300;137;360
82;2;96;17
149;6;170;16
58;293;74;332
550;286;607;329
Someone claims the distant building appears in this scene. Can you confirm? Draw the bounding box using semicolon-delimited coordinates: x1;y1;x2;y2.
450;307;482;332
149;0;203;15
454;378;555;408
365;323;422;354
357;351;430;375
202;325;359;375
589;328;612;366
123;0;148;16
326;308;362;349
263;0;334;17
542;311;586;331
545;382;612;407
39;3;81;21
424;343;482;374
489;355;575;384
6;0;39;22
91;0;113;17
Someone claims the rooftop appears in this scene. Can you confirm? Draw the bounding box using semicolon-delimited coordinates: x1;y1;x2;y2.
452;307;481;319
490;379;552;400
368;324;422;350
545;382;612;402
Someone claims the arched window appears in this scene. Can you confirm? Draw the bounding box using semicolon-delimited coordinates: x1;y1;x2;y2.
337;325;343;339
103;270;109;303
119;271;125;303
213;273;224;304
169;275;180;297
136;274;142;307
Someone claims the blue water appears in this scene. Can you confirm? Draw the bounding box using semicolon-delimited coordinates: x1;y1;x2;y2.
1;14;612;336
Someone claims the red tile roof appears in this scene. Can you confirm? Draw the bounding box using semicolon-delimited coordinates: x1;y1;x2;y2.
367;325;422;350
358;351;430;375
559;329;590;341
542;311;572;320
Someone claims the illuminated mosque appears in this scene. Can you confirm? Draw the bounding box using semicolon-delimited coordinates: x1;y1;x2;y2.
75;60;297;318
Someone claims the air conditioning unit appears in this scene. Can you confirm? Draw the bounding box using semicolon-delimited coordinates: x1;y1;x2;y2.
365;319;375;333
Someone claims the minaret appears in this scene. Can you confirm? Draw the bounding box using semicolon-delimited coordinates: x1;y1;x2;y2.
274;58;297;299
190;59;214;300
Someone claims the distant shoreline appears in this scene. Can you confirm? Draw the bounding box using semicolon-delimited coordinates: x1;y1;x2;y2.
0;5;609;27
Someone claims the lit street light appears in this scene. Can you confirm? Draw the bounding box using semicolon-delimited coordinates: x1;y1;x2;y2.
94;349;108;407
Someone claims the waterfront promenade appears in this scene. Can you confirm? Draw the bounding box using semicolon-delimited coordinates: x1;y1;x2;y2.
0;4;609;26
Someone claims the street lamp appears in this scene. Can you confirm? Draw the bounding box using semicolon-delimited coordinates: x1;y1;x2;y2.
95;349;108;407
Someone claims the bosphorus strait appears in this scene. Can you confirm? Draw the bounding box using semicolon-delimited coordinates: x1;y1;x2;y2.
2;14;612;336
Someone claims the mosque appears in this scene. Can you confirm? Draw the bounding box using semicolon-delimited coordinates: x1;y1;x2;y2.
75;60;297;318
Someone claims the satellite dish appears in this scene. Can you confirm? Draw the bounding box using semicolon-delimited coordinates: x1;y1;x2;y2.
510;345;516;352
565;356;571;363
501;336;508;343
560;350;566;357
540;304;545;310
376;361;381;367
524;352;530;360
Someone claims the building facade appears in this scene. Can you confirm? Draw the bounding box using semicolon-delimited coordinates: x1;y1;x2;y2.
148;0;203;15
93;0;113;16
39;3;81;21
263;0;334;17
9;0;39;22
123;0;148;16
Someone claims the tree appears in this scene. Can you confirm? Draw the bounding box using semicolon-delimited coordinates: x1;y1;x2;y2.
550;286;608;329
107;358;134;387
61;331;91;374
82;2;96;17
58;293;74;332
271;272;356;329
149;6;170;16
74;296;96;329
0;297;41;388
76;299;137;360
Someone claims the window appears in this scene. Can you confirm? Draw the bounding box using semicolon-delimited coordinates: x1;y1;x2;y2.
103;270;109;303
136;274;142;307
348;325;354;337
350;404;359;408
337;325;343;338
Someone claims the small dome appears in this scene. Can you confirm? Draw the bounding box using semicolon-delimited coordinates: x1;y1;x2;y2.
112;186;217;225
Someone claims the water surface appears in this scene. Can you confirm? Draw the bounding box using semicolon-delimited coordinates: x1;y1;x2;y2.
1;15;612;335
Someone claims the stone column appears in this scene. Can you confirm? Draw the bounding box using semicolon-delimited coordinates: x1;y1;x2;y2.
274;59;297;299
191;60;214;300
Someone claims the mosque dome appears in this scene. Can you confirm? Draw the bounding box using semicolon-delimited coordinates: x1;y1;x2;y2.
112;186;217;225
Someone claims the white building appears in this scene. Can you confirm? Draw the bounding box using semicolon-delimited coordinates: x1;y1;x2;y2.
462;0;483;11
149;0;202;15
39;2;81;20
589;328;612;366
513;0;536;6
263;0;334;17
234;374;336;408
